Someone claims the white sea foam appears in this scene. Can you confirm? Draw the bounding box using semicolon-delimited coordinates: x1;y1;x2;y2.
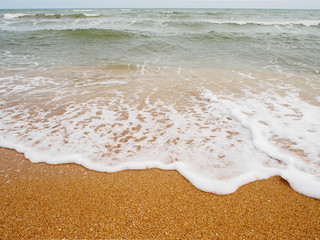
1;66;319;199
200;87;320;198
3;13;33;19
232;70;256;79
75;80;127;87
0;95;277;194
84;14;101;17
206;19;320;27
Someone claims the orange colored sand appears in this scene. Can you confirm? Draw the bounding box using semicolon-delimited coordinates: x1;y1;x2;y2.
0;147;320;239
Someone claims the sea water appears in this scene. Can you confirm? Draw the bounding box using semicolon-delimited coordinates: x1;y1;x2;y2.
0;9;319;198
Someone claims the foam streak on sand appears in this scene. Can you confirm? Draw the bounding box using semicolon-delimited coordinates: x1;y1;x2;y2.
231;109;320;199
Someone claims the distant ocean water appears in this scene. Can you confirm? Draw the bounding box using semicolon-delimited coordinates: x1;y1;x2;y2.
0;9;320;198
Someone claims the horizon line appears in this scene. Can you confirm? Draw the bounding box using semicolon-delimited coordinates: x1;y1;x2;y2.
1;7;320;10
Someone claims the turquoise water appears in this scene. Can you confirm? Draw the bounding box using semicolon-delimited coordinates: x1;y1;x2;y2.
1;9;320;198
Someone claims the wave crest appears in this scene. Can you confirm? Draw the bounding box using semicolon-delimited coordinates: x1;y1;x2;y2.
3;13;100;19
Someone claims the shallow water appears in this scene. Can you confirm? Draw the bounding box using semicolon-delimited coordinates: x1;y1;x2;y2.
0;9;320;198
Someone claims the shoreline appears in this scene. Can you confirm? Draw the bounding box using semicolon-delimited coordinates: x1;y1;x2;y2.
1;147;320;239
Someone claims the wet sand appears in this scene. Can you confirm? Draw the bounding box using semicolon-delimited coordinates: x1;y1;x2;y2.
0;147;319;239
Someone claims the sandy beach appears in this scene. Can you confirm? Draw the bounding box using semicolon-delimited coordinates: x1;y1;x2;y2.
1;7;320;240
0;147;319;239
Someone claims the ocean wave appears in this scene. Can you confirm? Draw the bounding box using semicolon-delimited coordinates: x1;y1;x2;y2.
159;19;319;28
83;13;101;17
164;20;207;28
187;30;252;42
55;28;149;39
159;19;320;29
206;20;320;27
3;13;33;19
3;13;101;19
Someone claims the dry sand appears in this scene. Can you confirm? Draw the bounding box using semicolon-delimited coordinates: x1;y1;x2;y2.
0;147;320;239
